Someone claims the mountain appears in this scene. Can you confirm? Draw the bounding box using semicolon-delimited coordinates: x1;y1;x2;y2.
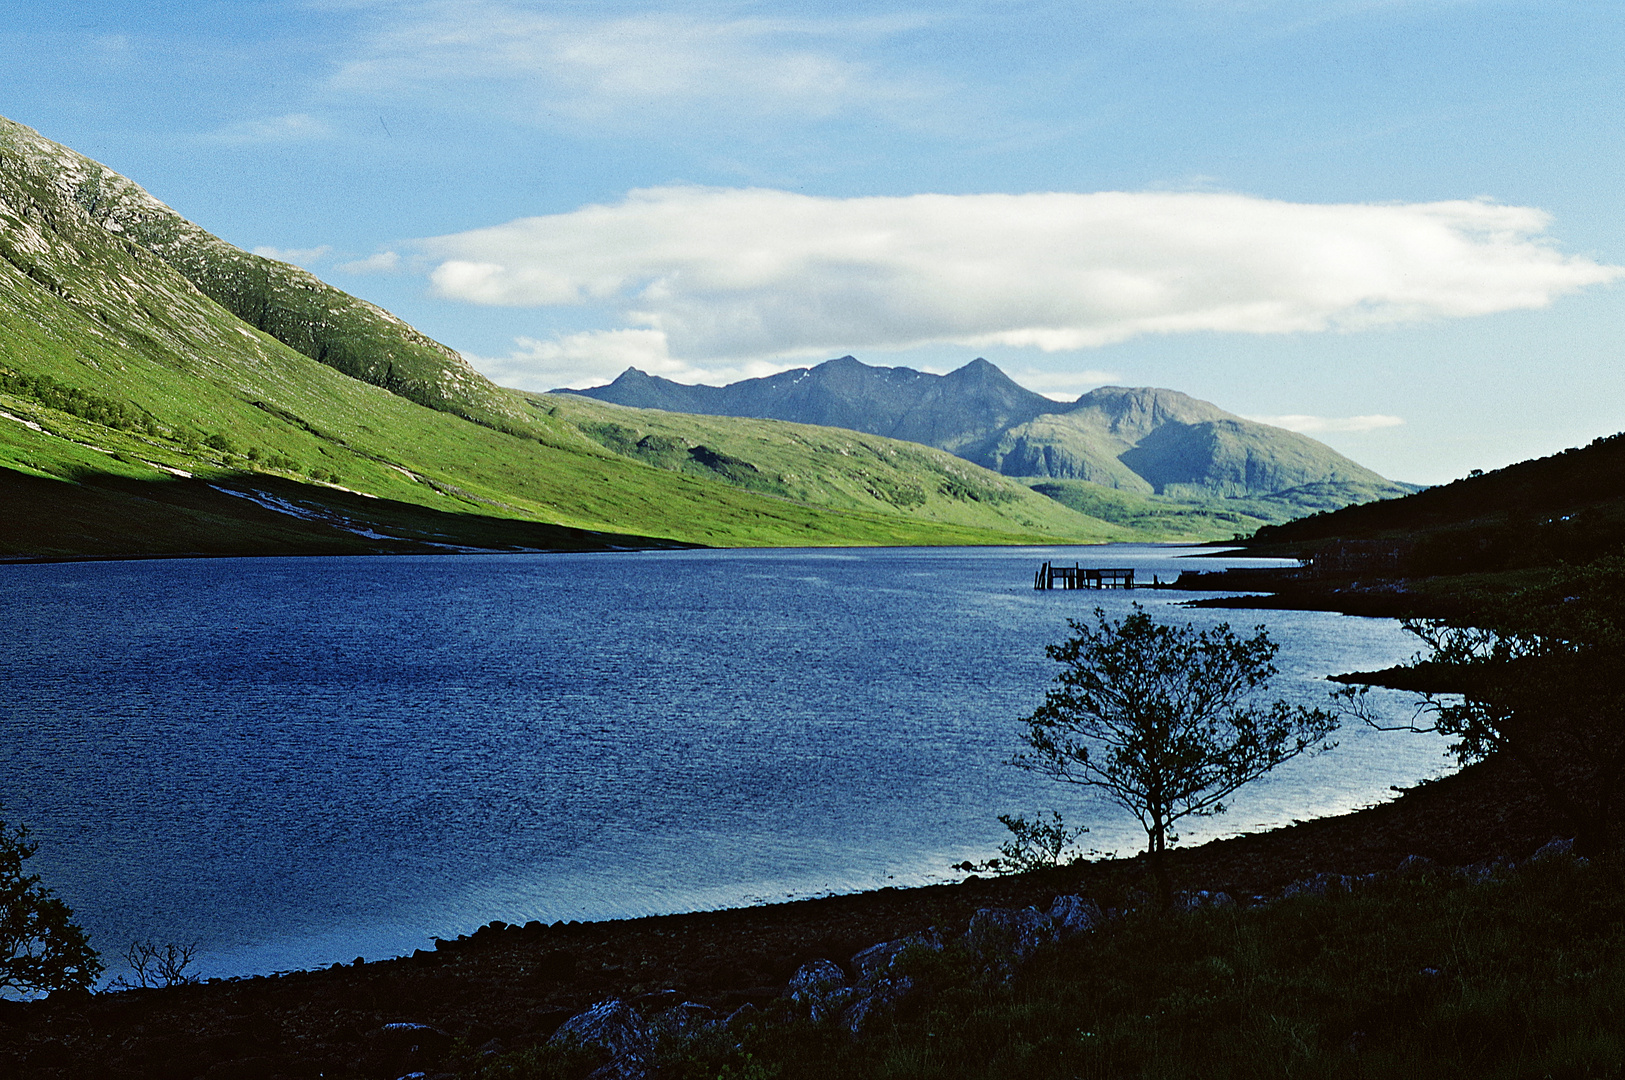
568;356;1057;457
564;360;1414;508
0;115;1122;556
0;118;524;431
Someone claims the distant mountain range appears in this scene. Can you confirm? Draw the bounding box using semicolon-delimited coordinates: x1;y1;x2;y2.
561;358;1416;505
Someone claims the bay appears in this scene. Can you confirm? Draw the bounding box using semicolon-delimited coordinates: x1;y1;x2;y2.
0;544;1449;982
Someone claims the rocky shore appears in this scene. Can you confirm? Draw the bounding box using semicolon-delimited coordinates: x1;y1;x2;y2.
1166;565;1461;620
0;748;1566;1080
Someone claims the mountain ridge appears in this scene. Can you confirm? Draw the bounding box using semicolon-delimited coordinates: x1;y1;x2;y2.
561;359;1410;506
0;114;527;431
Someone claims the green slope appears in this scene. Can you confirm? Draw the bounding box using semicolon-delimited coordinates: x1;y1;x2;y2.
531;393;1132;542
1028;477;1425;543
0;115;527;431
982;387;1407;506
984;413;1160;492
0;115;1124;556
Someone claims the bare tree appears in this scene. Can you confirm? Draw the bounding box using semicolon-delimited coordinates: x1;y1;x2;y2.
113;939;200;989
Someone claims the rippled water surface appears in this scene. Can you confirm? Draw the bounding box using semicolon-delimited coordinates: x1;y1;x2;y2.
0;545;1449;980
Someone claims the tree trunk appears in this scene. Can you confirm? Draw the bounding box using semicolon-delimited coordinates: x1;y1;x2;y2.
1149;817;1172;908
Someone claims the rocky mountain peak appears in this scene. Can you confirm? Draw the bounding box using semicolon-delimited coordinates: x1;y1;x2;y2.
562;355;1399;501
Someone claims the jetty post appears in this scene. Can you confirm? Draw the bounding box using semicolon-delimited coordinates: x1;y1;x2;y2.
1033;562;1137;590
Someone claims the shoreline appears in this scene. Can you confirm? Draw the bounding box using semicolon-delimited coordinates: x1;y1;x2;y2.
0;748;1563;1078
0;536;1231;567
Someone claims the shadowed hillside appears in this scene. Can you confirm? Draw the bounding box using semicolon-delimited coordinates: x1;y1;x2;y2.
1249;431;1625;574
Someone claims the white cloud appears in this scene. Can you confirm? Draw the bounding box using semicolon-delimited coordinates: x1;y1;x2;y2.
209;113;332;144
419;187;1623;363
1010;367;1122;401
335;250;403;274
463;329;797;392
333;4;935;127
470;329;676;391
1248;413;1406;434
252;244;332;268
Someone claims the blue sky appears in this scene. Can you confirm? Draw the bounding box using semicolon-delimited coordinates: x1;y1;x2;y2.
5;0;1623;484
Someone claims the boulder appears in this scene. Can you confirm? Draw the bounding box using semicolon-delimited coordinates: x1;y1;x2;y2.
1532;837;1575;861
724;1002;759;1029
1395;854;1437;878
850;930;943;982
1047;895;1104;937
840;975;917;1035
963;906;1058;962
550;999;652;1062
651;1001;719;1038
788;959;853;1022
1460;859;1512;884
371;1023;452;1057
788;959;846;1000
1172;890;1234;912
587;1056;653;1080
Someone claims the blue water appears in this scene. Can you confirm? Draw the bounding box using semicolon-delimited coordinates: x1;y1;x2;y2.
0;545;1449;982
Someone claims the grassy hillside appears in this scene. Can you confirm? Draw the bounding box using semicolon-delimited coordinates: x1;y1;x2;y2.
985;414;1156;492
0;116;1130;556
0;115;527;430
1248;432;1625;573
1120;417;1393;499
596;857;1623;1080
1025;478;1416;543
531;394;1130;542
984;388;1406;504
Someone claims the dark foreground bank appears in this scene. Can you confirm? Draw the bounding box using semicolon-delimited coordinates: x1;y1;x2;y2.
0;749;1574;1080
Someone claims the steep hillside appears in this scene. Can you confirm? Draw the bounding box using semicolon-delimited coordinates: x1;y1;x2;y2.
0;115;1120;556
1119;416;1391;498
0;115;527;430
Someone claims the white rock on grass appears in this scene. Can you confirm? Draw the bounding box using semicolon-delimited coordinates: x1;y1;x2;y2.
963;906;1058;962
549;998;653;1061
849;930;943;982
788;959;853;1022
1047;895;1104;936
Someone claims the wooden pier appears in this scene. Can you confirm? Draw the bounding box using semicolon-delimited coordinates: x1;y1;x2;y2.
1033;562;1138;590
